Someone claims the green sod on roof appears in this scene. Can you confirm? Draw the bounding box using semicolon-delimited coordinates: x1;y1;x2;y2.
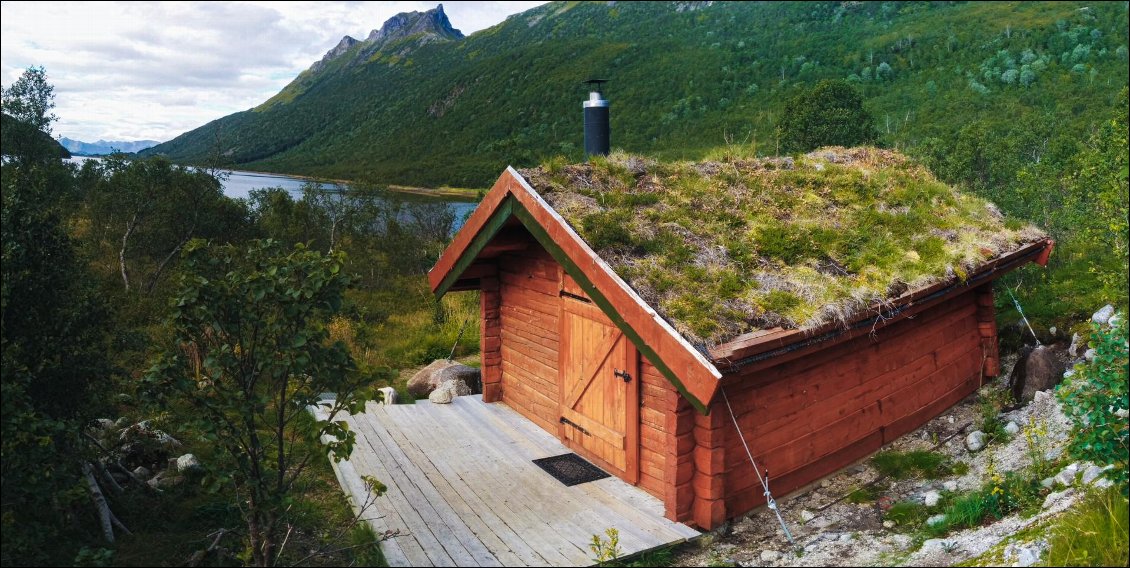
519;147;1047;350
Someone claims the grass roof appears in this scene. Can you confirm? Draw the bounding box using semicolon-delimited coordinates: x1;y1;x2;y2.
518;147;1047;350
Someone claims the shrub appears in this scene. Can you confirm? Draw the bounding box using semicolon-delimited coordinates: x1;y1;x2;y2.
1057;316;1129;494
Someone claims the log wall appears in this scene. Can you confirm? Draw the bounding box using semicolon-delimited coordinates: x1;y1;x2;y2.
497;246;563;435
713;287;992;522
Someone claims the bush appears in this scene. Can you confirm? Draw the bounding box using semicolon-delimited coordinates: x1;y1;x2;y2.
1057;315;1129;494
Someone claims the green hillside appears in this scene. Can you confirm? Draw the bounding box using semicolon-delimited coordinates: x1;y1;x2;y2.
143;1;1128;189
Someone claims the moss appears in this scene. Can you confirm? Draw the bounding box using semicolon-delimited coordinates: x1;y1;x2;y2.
520;147;1047;347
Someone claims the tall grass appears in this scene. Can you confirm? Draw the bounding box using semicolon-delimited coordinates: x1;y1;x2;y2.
1042;487;1129;567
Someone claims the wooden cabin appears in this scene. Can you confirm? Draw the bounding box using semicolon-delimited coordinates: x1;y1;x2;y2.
428;151;1053;530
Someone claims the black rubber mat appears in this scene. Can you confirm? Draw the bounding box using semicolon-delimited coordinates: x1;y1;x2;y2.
532;453;610;486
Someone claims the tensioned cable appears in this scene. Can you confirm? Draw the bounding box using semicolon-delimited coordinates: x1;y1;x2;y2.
720;387;796;546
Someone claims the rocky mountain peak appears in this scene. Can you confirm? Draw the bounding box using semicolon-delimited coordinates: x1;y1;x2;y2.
365;4;464;47
310;35;361;73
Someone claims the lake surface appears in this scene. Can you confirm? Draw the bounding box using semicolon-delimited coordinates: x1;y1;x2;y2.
66;156;477;232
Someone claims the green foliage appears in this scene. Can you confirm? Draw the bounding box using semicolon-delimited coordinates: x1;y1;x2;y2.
778;79;878;153
872;450;966;480
1;67;112;565
144;239;371;566
590;527;623;566
847;484;885;504
886;501;929;526
1057;316;1129;493
978;385;1014;441
926;464;1045;537
1;65;57;132
1042;486;1130;567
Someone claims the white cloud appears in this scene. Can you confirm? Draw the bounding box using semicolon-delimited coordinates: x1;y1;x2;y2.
0;1;546;142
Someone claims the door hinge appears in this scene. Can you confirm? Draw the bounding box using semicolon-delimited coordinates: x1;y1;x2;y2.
614;369;632;383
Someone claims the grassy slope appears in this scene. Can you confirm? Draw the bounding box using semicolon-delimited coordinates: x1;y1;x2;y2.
143;1;1128;188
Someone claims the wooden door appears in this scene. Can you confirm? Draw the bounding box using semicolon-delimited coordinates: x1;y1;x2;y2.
559;295;639;482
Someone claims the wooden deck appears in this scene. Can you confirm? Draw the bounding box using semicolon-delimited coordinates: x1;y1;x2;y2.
312;395;699;567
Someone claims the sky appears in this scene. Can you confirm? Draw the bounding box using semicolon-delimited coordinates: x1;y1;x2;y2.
0;1;546;143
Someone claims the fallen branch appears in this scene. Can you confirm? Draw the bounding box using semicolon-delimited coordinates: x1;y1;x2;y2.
185;528;229;567
83;463;116;544
95;460;125;495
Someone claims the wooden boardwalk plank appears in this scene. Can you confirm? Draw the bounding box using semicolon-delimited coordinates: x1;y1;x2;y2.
315;396;699;567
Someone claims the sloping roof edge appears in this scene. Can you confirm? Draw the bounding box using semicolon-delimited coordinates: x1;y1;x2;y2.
429;167;724;413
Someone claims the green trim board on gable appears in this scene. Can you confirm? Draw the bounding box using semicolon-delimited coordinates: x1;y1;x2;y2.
433;192;709;413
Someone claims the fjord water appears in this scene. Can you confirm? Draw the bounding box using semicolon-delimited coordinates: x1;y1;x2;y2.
66;156;476;232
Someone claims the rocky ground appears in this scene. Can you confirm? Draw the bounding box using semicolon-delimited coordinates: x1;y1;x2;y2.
673;359;1107;568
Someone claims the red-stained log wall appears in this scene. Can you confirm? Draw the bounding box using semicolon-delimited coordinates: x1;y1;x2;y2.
482;227;997;530
712;287;993;521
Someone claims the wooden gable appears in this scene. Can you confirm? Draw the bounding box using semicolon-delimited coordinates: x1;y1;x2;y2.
429;167;723;413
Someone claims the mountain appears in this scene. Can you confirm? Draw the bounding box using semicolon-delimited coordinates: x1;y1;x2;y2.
59;137;161;155
1;113;71;159
143;1;1129;188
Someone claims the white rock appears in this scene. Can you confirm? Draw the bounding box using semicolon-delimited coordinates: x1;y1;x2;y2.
132;466;151;480
376;386;398;405
944;480;958;492
760;550;780;562
176;453;201;472
1068;333;1083;357
965;430;987;452
926;514;947;527
1017;546;1041;567
1108;313;1122;328
428;378;471;404
1043;489;1074;510
947;416;955;424
1092;304;1115;325
839;533;852;542
1081;464;1105;485
1004;421;1020;435
924;490;942;507
1116;408;1129;419
883;520;896;529
1084;348;1097;362
1049;326;1058;336
1094;478;1114;489
800;509;816;523
1041;477;1055;488
1063;368;1076;380
429;385;454;404
1054;463;1079;486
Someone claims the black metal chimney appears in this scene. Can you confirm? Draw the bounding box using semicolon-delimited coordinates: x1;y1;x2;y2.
583;79;610;157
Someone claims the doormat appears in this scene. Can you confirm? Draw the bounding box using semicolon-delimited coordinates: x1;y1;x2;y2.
532;453;610;486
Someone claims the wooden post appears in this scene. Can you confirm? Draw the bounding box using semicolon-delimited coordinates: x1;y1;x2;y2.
664;391;695;522
691;400;727;529
975;285;1000;378
480;266;503;402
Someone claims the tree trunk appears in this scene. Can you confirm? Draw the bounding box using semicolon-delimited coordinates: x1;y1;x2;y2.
145;228;194;294
120;212;139;291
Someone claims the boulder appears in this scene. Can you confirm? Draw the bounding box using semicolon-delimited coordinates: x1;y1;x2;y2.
1068;333;1083;357
1053;463;1079;487
1004;421;1020;436
428;379;471;404
923;490;941;508
1083;348;1096;362
407;360;483;397
176;453;202;473
377;386;399;405
118;420;182;470
965;430;987;452
1092;304;1115;325
1009;344;1071;404
132;466;152;480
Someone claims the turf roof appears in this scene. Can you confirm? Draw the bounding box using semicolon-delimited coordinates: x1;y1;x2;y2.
517;147;1047;350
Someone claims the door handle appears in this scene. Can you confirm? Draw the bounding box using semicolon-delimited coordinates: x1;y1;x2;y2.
614;369;632;383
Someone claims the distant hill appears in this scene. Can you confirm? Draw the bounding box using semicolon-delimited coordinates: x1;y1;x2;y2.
143;1;1130;188
1;113;71;159
59;137;161;155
